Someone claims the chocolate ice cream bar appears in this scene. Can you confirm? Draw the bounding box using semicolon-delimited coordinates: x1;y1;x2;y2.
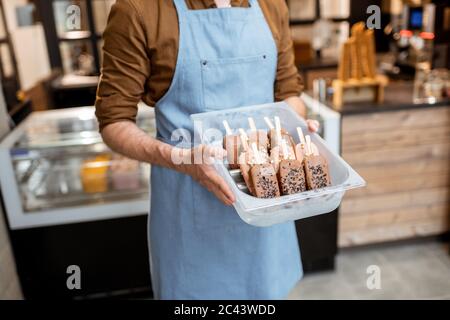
269;128;294;149
278;159;307;195
294;127;307;162
240;128;269;163
251;163;281;198
247;129;270;162
269;117;295;172
238;151;256;196
277;139;307;195
265;116;290;148
248;130;269;150
304;155;331;189
237;130;259;195
269;142;296;173
249;143;280;198
222;120;241;169
269;116;295;149
223;134;241;169
247;117;270;159
248;118;269;147
269;145;281;173
304;136;331;189
238;142;272;197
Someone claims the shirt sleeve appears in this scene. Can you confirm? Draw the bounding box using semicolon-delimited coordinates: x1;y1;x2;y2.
273;1;304;101
95;0;150;132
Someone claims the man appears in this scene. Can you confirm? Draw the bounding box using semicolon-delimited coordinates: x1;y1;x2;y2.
96;0;319;299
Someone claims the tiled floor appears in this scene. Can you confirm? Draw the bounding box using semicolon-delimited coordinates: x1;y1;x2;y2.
288;240;450;300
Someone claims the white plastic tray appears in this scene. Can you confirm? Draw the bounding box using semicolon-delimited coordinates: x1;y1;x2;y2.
191;102;365;227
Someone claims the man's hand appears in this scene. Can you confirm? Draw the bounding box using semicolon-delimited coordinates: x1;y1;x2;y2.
306;119;320;133
101;122;235;206
284;96;320;133
178;145;236;206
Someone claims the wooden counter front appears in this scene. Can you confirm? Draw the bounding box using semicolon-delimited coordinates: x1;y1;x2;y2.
339;106;450;247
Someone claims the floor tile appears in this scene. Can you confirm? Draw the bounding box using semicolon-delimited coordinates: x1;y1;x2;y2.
289;239;450;300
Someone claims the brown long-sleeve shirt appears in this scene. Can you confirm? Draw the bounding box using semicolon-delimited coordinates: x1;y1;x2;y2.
95;0;303;131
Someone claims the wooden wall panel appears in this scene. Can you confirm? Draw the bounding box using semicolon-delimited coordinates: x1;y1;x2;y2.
343;142;450;166
339;106;450;247
343;125;450;151
342;108;450;134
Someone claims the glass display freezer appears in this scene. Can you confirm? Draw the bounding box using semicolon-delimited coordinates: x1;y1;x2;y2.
0;104;155;230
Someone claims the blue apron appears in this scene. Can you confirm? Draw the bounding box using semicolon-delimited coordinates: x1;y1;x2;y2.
149;0;302;300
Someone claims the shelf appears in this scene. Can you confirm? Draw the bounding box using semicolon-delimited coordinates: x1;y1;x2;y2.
51;74;99;90
289;17;349;25
58;30;92;41
12;121;155;151
13;155;150;212
6;105;155;151
290;19;316;25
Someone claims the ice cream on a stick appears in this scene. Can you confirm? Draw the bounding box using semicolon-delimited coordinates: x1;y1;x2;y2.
277;139;307;195
264;116;275;131
222;120;241;169
268;116;295;150
266;116;287;140
265;117;280;171
294;127;307;162
239;128;269;163
269;116;296;172
303;135;331;190
247;117;270;157
248;118;269;164
237;129;256;196
249;143;281;199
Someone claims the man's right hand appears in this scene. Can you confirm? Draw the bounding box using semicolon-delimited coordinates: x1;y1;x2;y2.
178;145;236;206
100;122;235;206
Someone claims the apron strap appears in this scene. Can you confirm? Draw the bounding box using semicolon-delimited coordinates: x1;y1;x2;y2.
173;0;189;13
175;0;259;11
245;0;262;15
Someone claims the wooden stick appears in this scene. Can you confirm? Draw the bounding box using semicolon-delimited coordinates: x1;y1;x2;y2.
238;129;249;151
274;116;282;145
248;117;257;131
222;120;233;136
239;128;249;140
295;144;304;162
281;139;289;160
271;148;280;165
305;135;313;156
311;142;320;156
297;127;306;146
264;117;274;130
251;143;261;164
